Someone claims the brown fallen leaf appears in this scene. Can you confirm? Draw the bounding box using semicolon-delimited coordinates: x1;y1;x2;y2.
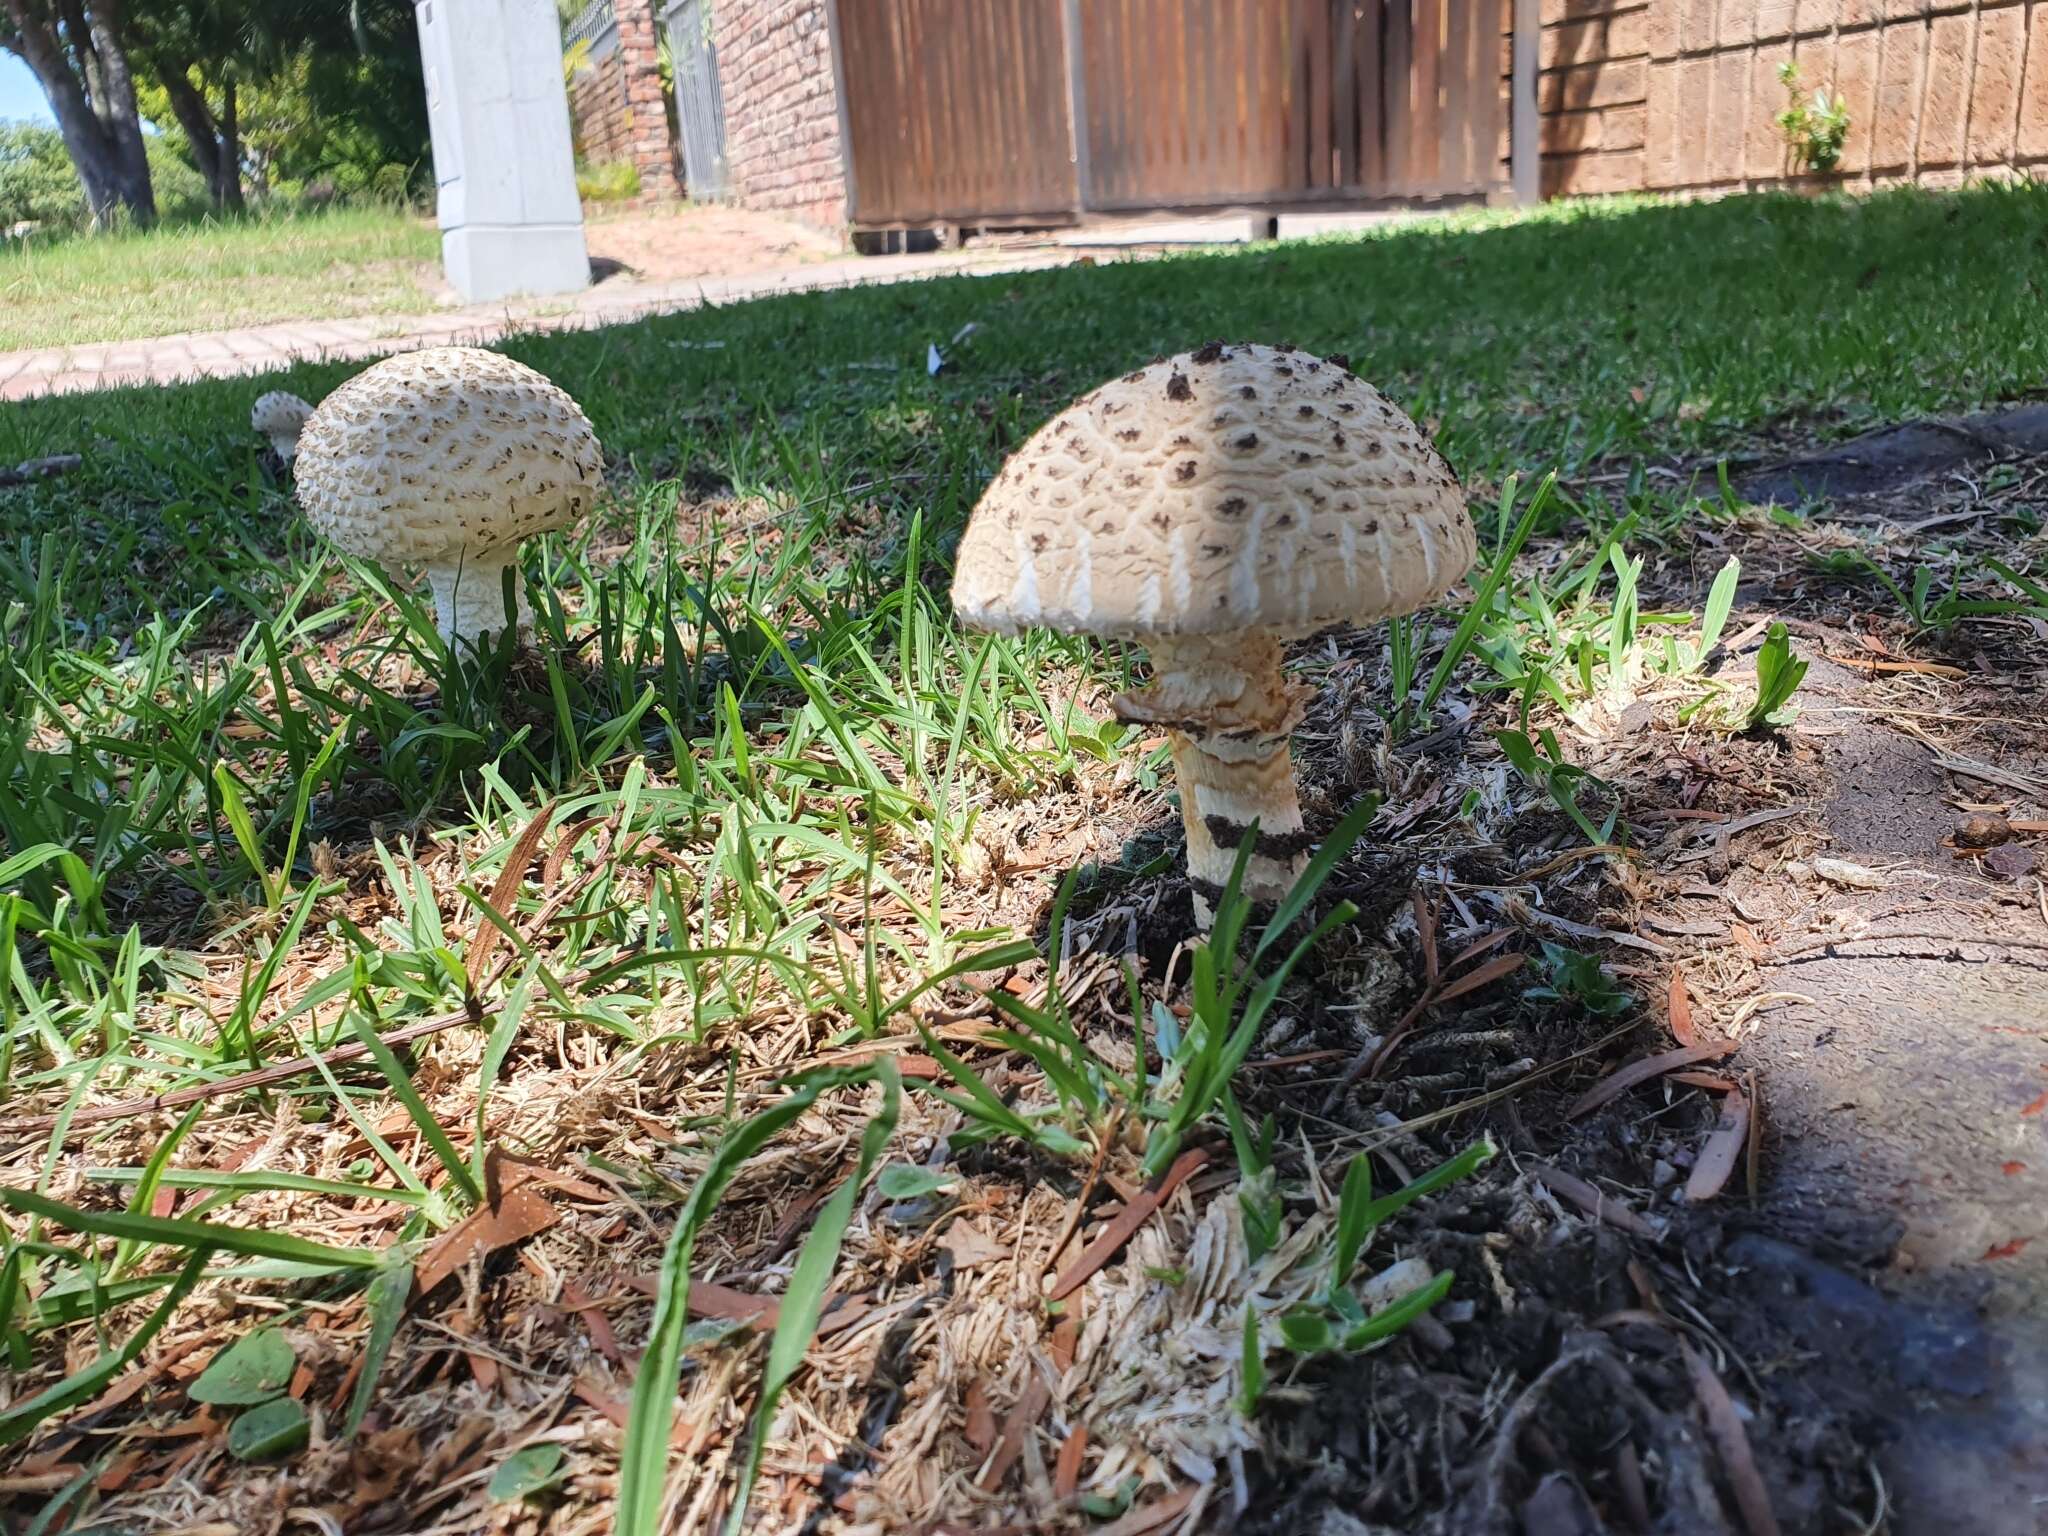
940;1217;1008;1271
976;1373;1051;1493
1666;1070;1737;1092
1054;1423;1088;1500
560;1280;624;1365
1047;1148;1209;1300
414;1182;559;1298
1983;843;2037;880
1981;1236;2034;1261
1433;951;1525;1005
466;799;556;992
1684;1084;1753;1203
1096;1484;1199;1536
1683;1342;1782;1536
1530;1163;1662;1240
2003;1161;2027;1176
1567;1040;1738;1120
963;1379;997;1455
349;1424;422;1511
1668;968;1694;1047
618;1273;872;1338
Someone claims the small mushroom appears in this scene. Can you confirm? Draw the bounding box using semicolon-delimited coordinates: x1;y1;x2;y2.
250;391;313;462
951;342;1474;927
294;347;603;650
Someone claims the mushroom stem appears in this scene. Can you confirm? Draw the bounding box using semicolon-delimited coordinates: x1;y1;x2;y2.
423;558;527;649
1113;632;1309;928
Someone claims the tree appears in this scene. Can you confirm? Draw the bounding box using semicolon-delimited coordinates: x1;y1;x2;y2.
0;0;156;226
131;0;268;212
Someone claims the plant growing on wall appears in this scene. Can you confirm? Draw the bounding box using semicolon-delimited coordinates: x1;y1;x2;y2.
1776;61;1850;174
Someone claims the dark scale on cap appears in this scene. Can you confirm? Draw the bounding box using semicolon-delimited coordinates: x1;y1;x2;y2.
1171;435;1194;448
1235;433;1260;451
1239;386;1257;400
1275;512;1294;528
1191;340;1227;364
1030;533;1048;553
1123;370;1146;384
1175;461;1198;483
1165;371;1193;402
1294;451;1313;464
1333;430;1347;449
1297;405;1315;418
1361;518;1379;534
1117;428;1141;443
1328;353;1352;373
1220;496;1247;516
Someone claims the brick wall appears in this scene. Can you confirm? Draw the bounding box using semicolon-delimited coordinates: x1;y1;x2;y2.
712;0;848;229
566;6;680;199
1538;0;2048;196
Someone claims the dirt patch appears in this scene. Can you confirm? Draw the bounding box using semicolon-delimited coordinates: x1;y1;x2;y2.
580;203;841;289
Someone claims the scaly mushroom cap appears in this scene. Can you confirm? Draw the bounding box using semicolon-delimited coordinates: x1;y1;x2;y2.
250;391;313;444
295;347;603;566
951;342;1473;640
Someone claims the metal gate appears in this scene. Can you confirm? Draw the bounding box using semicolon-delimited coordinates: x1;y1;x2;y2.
832;0;1507;228
663;0;730;200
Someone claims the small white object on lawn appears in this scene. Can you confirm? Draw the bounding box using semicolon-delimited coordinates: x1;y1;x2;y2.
951;341;1474;927
250;391;313;462
294;347;603;650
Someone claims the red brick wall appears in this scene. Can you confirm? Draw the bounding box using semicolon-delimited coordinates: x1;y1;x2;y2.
1540;0;2048;196
712;0;848;230
566;7;680;199
570;48;631;167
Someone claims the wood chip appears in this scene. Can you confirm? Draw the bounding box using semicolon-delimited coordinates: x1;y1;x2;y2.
1683;1342;1782;1536
1567;1040;1738;1120
1047;1148;1209;1301
1683;1084;1753;1203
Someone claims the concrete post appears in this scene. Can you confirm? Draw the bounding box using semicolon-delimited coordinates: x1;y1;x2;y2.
415;0;591;303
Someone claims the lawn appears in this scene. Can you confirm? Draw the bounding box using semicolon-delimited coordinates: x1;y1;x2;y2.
0;205;441;352
0;186;2044;1534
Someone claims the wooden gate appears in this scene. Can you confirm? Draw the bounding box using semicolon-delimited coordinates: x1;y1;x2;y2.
664;0;730;200
832;0;1506;229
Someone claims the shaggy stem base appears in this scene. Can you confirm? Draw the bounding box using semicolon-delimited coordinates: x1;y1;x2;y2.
1112;631;1309;928
424;558;528;651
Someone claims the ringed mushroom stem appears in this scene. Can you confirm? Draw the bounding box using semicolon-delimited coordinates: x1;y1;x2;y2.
424;558;528;649
1112;631;1309;929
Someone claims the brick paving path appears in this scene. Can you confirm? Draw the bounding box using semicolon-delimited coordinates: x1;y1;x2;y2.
0;245;1079;403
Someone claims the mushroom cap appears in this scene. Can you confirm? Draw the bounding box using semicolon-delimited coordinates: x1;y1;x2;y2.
295;347;603;565
250;391;312;437
951;342;1473;641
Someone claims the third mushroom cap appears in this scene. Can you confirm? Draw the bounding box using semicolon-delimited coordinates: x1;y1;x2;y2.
951;341;1475;927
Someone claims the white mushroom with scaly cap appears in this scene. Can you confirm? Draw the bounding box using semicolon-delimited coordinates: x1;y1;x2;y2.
294;347;604;650
951;341;1474;927
250;391;313;462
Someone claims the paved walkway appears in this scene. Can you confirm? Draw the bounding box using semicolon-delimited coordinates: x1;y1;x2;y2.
0;245;1085;403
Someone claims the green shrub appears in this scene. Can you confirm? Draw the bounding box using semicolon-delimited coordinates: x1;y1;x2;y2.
0;123;85;229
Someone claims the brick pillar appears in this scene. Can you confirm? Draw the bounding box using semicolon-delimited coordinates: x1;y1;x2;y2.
618;0;681;198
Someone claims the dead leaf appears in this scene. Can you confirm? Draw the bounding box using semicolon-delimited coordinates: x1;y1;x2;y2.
415;1184;559;1298
1047;1148;1209;1300
1683;1343;1781;1536
976;1374;1050;1493
963;1380;996;1454
2003;1161;2027;1176
1668;968;1694;1047
1433;951;1524;1004
1984;843;2037;880
1054;1424;1087;1499
1096;1485;1199;1536
2021;1088;2048;1119
1529;1163;1662;1240
1684;1085;1752;1203
618;1273;872;1338
466;799;556;992
1811;857;1885;891
1981;1236;2034;1261
940;1217;1008;1271
349;1424;422;1510
560;1281;624;1365
1567;1040;1738;1120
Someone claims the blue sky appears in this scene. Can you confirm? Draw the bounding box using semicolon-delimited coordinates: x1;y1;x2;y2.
2;54;56;125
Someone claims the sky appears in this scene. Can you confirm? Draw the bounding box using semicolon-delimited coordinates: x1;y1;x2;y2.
2;54;56;125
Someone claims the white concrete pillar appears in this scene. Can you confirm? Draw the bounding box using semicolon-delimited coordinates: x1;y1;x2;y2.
415;0;590;303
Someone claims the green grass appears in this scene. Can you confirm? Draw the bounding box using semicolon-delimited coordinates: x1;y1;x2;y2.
0;205;441;351
1;183;2046;1527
